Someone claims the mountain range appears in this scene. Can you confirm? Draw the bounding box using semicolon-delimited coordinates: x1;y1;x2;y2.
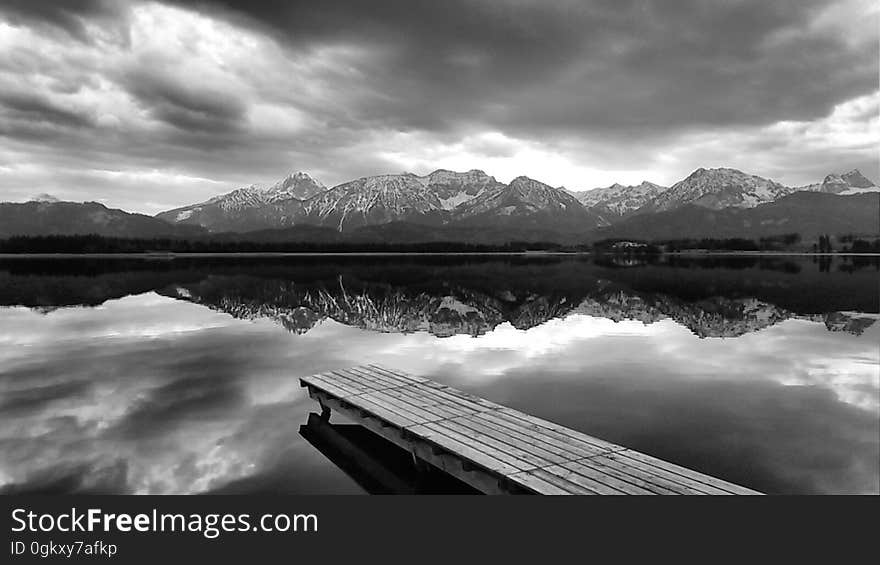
155;169;602;233
0;200;205;238
2;166;877;244
597;191;879;241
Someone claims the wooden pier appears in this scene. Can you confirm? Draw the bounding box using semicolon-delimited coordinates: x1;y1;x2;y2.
300;365;761;495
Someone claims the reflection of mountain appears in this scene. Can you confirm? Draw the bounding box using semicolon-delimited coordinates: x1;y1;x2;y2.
2;256;876;339
569;290;792;337
163;276;575;337
566;287;869;338
821;312;880;336
160;274;875;339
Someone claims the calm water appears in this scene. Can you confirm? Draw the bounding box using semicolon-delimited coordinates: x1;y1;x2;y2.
0;255;878;494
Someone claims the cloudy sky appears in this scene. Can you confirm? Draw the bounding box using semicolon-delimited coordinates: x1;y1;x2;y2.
0;0;877;213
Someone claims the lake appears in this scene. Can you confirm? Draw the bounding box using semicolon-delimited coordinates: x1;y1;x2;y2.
0;254;877;494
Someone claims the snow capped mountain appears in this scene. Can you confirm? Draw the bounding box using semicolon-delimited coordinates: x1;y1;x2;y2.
650;167;793;212
572;181;667;222
155;171;325;231
451;175;604;230
152;164;873;237
416;169;503;209
831;169;876;190
568;167;877;222
300;169;506;230
156;169;603;233
206;186;267;211
796;169;879;195
300;173;446;231
264;171;327;201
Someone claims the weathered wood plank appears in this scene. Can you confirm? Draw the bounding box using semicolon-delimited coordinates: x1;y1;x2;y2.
358;391;440;425
301;366;762;495
371;389;463;423
517;468;619;495
493;407;624;453
556;460;674;495
440;416;575;466
432;418;556;470
366;364;434;384
609;451;760;495
419;422;538;472
503;471;573;495
380;387;468;420
534;465;640;495
420;381;503;412
302;373;366;398
327;369;396;392
342;366;410;390
340;393;420;429
475;410;616;461
407;424;523;475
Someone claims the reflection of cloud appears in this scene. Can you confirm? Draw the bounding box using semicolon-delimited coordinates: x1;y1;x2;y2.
1;292;877;494
354;315;880;414
0;293;361;494
0;294;237;350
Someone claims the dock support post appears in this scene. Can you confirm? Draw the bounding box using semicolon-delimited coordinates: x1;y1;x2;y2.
411;451;432;474
319;401;331;422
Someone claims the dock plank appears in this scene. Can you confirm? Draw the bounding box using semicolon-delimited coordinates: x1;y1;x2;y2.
556;459;678;495
407;424;523;475
419;422;539;472
302;373;365;398
300;365;761;495
341;366;409;390
442;416;575;466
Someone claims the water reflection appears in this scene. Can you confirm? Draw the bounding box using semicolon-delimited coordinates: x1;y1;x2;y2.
0;255;877;494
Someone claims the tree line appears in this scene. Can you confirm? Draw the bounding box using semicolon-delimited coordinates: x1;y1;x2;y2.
0;234;574;254
1;233;876;254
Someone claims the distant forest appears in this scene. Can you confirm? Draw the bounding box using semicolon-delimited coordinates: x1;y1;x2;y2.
0;233;878;254
594;233;880;254
0;234;578;254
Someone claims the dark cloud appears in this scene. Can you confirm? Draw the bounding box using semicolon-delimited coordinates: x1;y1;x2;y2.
122;68;248;135
0;0;876;209
168;0;877;133
0;91;94;128
0;0;129;42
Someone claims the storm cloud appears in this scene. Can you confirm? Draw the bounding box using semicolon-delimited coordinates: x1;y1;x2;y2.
0;0;876;212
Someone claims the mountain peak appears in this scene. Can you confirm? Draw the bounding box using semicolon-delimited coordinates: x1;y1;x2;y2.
265;171;326;201
423;168;495;183
510;175;537;185
819;168;877;194
653;167;788;212
573;180;667;219
280;171;317;184
841;169;875;188
687;166;744;178
29;193;61;203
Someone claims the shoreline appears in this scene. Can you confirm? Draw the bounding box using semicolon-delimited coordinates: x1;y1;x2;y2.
0;251;878;259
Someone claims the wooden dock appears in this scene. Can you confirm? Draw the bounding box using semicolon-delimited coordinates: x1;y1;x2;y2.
300;365;761;495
